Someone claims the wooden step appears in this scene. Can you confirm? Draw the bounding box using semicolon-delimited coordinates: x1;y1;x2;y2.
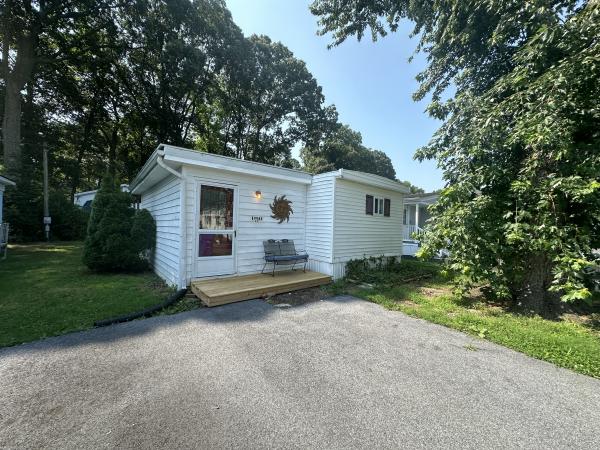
191;270;332;307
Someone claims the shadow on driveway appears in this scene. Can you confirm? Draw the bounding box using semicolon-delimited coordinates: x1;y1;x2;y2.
1;295;599;449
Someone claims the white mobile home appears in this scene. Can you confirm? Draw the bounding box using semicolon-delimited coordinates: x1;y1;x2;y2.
74;184;130;209
0;175;16;225
129;144;409;289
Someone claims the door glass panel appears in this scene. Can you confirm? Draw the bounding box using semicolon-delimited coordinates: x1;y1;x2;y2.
200;186;233;230
198;234;232;257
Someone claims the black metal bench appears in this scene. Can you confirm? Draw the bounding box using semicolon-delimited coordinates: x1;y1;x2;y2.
262;239;309;276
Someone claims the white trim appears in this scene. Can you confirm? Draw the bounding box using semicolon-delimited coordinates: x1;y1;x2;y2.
334;169;410;193
162;144;311;178
130;144;312;195
74;189;98;198
405;193;439;205
331;175;337;263
164;154;311;184
193;178;239;278
178;171;187;289
0;175;16;187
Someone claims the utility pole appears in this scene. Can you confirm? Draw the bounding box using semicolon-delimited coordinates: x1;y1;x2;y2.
43;141;51;241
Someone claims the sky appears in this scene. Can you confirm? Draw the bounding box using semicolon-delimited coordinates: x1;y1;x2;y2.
226;0;444;192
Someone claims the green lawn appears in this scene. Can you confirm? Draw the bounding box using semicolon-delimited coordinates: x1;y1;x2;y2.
0;242;173;348
329;260;600;379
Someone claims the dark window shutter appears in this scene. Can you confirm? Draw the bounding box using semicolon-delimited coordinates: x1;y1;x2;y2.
384;198;391;217
365;195;373;215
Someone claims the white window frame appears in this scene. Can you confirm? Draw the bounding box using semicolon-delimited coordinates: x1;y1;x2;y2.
374;197;385;215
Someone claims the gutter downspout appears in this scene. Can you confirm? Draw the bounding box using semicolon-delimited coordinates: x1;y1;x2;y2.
156;151;182;179
156;152;187;290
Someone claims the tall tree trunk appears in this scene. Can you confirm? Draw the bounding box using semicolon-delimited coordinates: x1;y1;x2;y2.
1;1;38;181
2;82;23;178
512;253;557;317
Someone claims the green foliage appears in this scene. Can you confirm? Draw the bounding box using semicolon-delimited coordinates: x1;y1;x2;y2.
312;0;600;312
47;193;89;241
0;242;172;348
199;34;338;165
3;0;398;244
301;124;397;179
130;209;156;255
83;176;155;272
399;181;425;194
5;184;88;242
345;255;441;284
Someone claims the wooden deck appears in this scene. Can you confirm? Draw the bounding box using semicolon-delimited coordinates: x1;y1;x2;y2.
191;270;332;307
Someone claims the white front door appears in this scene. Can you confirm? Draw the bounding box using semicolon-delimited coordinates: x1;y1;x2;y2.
194;182;236;278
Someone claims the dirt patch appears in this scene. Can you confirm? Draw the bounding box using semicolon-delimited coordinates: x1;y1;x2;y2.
419;286;450;297
266;287;328;307
399;300;420;308
561;312;600;329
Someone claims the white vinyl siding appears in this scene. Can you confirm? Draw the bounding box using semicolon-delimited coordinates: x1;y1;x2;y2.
333;178;404;270
182;166;307;283
140;175;181;286
305;173;335;271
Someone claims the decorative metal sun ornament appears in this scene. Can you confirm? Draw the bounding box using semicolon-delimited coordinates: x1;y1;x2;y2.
270;195;294;224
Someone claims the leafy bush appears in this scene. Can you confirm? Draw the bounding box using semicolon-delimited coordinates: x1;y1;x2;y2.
345;255;441;285
130;208;156;260
48;193;89;241
4;185;88;242
83;176;155;272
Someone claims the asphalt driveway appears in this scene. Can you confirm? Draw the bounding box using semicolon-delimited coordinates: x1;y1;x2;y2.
1;295;599;449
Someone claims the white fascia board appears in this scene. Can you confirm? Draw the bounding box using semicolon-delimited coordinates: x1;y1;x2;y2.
129;146;163;194
335;169;410;194
162;146;312;185
405;193;440;205
0;175;16;187
74;189;98;198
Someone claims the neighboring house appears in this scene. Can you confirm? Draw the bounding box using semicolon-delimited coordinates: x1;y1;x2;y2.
402;192;439;256
129;144;410;288
0;175;16;258
74;184;130;210
0;175;16;225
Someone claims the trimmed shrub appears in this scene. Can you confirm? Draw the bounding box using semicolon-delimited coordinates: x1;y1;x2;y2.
83;175;155;272
130;208;156;261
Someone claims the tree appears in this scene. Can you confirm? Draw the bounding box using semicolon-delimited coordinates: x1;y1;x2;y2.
83;175;155;272
311;0;600;315
301;124;397;179
199;34;336;166
400;181;425;195
0;0;114;181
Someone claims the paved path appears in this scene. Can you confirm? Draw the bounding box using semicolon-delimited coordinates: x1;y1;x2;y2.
1;296;599;449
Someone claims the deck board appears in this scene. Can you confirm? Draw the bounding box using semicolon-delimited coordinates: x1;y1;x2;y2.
191;270;332;307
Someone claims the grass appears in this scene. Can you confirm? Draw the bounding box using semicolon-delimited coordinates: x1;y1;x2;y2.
328;259;600;379
0;242;174;348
